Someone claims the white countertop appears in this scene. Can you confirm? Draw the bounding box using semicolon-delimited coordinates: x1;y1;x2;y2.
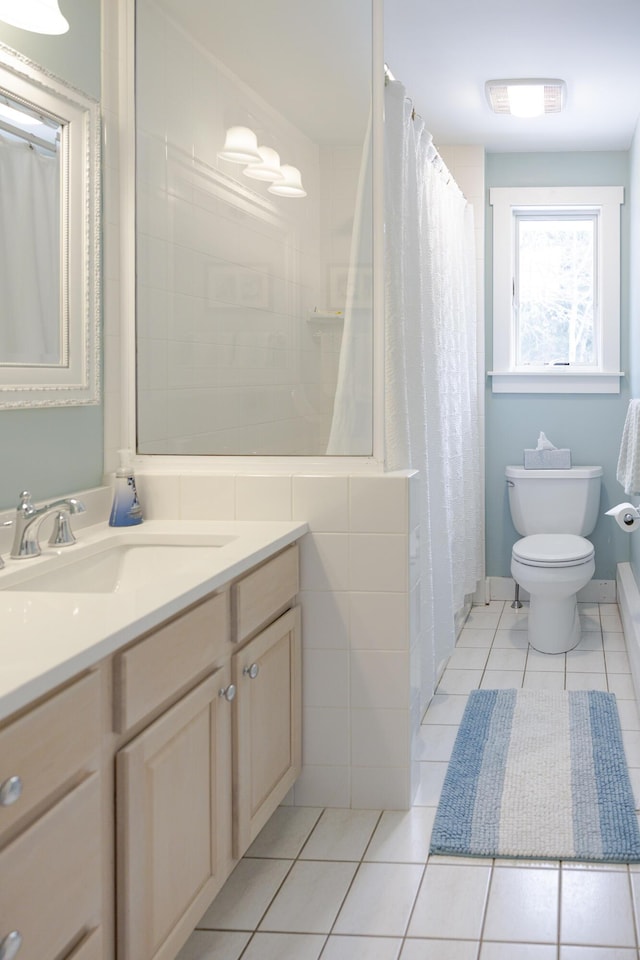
0;519;308;722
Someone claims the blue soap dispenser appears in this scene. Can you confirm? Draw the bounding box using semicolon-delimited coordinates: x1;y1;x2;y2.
109;449;143;527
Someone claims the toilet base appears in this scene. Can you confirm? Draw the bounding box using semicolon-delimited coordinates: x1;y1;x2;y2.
528;594;581;655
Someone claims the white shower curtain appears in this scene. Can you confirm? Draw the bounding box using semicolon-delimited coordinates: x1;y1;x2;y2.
384;80;482;710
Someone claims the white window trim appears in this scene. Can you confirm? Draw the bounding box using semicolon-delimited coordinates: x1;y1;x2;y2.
489;185;624;394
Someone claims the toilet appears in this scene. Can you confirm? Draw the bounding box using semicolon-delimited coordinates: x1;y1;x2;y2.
505;465;603;654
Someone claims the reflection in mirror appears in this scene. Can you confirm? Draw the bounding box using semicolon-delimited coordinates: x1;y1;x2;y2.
0;42;100;408
135;0;373;455
0;94;61;365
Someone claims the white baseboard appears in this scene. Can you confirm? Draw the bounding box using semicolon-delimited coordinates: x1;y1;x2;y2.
616;563;640;704
485;576;617;604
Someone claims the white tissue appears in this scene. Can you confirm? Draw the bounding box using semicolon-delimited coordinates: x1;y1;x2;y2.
605;502;640;532
536;432;557;451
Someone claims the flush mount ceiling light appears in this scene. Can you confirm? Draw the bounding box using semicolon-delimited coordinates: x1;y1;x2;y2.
243;146;284;182
0;0;69;34
486;79;566;118
268;164;307;198
217;125;262;163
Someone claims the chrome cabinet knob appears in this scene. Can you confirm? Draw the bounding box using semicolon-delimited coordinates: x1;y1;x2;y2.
0;931;22;960
243;663;259;680
0;776;22;807
219;683;236;702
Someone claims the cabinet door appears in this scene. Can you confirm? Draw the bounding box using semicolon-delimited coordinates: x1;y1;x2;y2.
232;606;301;858
116;666;232;960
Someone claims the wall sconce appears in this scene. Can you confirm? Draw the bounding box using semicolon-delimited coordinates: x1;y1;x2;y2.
485;79;566;118
0;0;69;34
268;165;307;198
217;126;262;163
243;146;284;182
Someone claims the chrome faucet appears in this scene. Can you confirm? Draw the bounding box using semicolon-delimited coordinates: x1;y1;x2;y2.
10;491;86;559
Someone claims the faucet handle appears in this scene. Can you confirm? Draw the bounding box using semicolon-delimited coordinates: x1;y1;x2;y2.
48;511;77;547
17;492;34;515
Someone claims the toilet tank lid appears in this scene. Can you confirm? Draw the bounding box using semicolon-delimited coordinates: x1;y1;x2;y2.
506;465;603;479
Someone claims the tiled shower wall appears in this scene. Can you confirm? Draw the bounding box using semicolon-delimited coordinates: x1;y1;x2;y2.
135;0;365;456
136;469;421;809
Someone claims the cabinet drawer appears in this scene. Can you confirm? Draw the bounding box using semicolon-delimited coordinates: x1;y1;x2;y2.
0;774;102;960
115;590;230;732
234;545;298;642
0;671;101;837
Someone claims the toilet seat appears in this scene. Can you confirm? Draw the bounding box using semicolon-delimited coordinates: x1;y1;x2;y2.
512;534;594;568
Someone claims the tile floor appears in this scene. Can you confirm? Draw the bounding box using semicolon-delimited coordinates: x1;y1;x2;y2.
178;600;640;960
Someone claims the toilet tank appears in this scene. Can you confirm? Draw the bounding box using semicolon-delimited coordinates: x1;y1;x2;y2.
505;465;603;536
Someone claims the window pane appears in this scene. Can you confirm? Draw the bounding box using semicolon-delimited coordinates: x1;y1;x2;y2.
516;217;595;366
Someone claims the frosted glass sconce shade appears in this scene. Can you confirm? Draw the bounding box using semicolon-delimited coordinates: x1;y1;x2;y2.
268;165;307;197
217;126;262;163
244;146;284;182
0;0;69;34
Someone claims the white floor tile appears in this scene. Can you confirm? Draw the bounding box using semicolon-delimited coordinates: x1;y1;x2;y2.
565;672;608;692
245;806;323;859
622;729;640;767
522;671;565;691
241;932;326;960
486;647;528;671
617;698;640;730
407;861;490;940
300;809;380;861
415;724;459;762
464;608;502;630
447;647;490;670
600;610;623;631
259;860;357;934
437;668;483;695
198;858;292;930
576;633;604;651
566;649;606;673
333;862;424;937
492;628;530;649
579;602;601;615
526;649;566;672
400;940;478;960
560;869;636;947
606;650;631;674
456;627;496;648
322;935;402;960
497;609;530;631
480;944;557;960
627;766;640;808
422;694;469;726
560;948;638;959
483;866;559;943
480;669;524;689
609;674;636;699
177;930;251;960
579;614;603;632
603;632;627;652
365;808;436;863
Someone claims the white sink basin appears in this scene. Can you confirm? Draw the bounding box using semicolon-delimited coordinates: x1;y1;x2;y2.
1;534;236;594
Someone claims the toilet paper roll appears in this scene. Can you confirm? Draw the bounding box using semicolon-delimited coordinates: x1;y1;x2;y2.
605;502;640;532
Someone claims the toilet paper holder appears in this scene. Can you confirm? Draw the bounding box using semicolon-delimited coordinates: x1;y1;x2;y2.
605;502;640;531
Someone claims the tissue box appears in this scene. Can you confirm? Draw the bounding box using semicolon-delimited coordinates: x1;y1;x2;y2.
524;449;571;469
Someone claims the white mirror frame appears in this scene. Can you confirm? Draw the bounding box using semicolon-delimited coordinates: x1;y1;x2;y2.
0;42;100;409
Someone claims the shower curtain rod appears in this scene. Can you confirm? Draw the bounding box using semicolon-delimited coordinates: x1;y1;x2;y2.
384;64;456;189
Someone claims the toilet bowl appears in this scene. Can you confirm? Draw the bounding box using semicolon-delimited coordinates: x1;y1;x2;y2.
510;533;595;654
505;465;602;655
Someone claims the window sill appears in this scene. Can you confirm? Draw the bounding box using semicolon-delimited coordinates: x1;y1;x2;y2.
488;371;624;394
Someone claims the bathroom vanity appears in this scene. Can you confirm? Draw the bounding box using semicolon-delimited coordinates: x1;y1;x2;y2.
0;520;306;960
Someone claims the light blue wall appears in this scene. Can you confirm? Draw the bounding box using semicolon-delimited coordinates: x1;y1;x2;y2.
0;0;103;509
628;125;640;583
485;152;631;581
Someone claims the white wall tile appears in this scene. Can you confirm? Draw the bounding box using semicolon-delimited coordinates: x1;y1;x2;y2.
349;477;408;533
351;709;410;767
293;765;351;808
350;592;409;651
350;652;409;710
235;476;292;520
299;533;350;592
349;534;408;593
135;474;180;520
303;650;349;708
179;475;236;520
299;590;349;649
293;476;349;531
302;708;350;765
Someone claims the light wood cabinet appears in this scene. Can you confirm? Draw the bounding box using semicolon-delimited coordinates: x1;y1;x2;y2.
232;605;301;856
116;666;232;960
0;673;103;960
0;540;302;960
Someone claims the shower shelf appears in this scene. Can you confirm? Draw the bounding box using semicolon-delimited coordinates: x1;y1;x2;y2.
306;311;344;323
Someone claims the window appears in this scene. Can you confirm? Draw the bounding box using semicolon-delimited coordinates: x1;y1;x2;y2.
489;186;623;393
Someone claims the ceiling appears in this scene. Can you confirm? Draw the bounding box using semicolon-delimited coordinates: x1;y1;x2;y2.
384;0;640;152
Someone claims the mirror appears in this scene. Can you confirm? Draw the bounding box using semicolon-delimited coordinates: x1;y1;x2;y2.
135;0;373;455
0;41;100;408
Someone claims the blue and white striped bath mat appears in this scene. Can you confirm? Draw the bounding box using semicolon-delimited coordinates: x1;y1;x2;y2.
430;689;640;862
